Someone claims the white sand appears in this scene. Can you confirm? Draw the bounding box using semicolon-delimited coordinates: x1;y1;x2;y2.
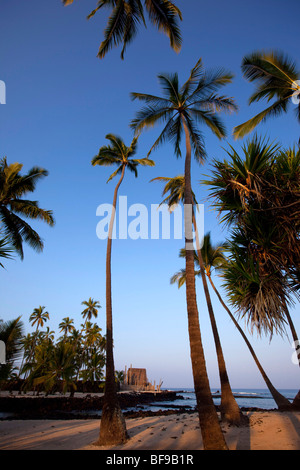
1;411;300;450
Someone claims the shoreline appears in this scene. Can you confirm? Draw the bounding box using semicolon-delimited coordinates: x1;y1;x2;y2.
0;389;290;421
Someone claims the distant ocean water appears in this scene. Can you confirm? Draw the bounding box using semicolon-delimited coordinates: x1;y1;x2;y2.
135;388;299;413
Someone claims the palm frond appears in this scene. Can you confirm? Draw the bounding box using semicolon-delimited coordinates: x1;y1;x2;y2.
144;0;182;52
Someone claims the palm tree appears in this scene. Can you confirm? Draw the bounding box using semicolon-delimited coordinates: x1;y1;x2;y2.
0;157;55;259
24;307;50;379
92;133;154;445
131;58;237;449
202;137;300;361
172;233;292;410
81;298;101;327
62;0;182;59
233;50;300;140
29;306;50;332
152;176;242;424
33;341;77;395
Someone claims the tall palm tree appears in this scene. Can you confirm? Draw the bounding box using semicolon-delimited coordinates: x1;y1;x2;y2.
0;157;55;259
233;50;300;140
172;233;292;410
62;0;182;59
131;58;237;449
152;176;242;424
92;133;154;445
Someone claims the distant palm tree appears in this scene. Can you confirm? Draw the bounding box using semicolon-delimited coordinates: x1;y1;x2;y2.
62;0;182;59
202;137;300;349
131;58;237;449
0;236;14;268
152;176;242;424
92;133;154;445
233;50;300;140
0;157;55;259
59;317;75;338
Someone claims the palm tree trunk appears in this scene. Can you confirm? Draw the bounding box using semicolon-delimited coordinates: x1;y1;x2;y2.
182;117;228;450
192;210;242;424
96;165;128;446
207;273;292;410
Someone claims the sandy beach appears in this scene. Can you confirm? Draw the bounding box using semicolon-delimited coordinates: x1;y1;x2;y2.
1;411;300;450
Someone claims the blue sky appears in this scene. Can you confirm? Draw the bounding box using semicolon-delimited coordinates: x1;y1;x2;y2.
1;0;300;390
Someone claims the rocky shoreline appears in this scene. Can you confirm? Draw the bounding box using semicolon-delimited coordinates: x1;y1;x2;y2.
0;390;187;420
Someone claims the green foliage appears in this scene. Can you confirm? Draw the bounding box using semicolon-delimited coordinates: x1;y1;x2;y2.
63;0;183;59
233;50;300;139
92;134;155;182
17;299;106;394
0;317;24;381
204;136;300;337
0;236;14;269
0;157;55;259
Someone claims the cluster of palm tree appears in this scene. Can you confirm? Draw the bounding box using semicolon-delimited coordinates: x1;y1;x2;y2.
204;139;300;342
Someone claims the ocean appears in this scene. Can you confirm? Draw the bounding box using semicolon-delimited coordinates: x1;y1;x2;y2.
131;388;299;413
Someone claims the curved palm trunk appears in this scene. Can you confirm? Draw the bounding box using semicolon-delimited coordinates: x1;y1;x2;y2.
207;273;292;410
192;210;242;424
182;118;228;450
96;166;128;446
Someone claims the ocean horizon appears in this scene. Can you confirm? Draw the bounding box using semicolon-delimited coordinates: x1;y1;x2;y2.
147;388;300;412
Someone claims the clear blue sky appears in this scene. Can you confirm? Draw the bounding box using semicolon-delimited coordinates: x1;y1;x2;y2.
1;0;300;390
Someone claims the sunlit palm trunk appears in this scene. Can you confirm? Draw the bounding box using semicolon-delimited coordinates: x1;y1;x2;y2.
207;273;292;410
192;210;242;424
182;118;228;450
97;165;128;446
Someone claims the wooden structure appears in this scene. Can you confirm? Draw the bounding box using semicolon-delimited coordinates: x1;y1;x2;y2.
121;365;163;392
